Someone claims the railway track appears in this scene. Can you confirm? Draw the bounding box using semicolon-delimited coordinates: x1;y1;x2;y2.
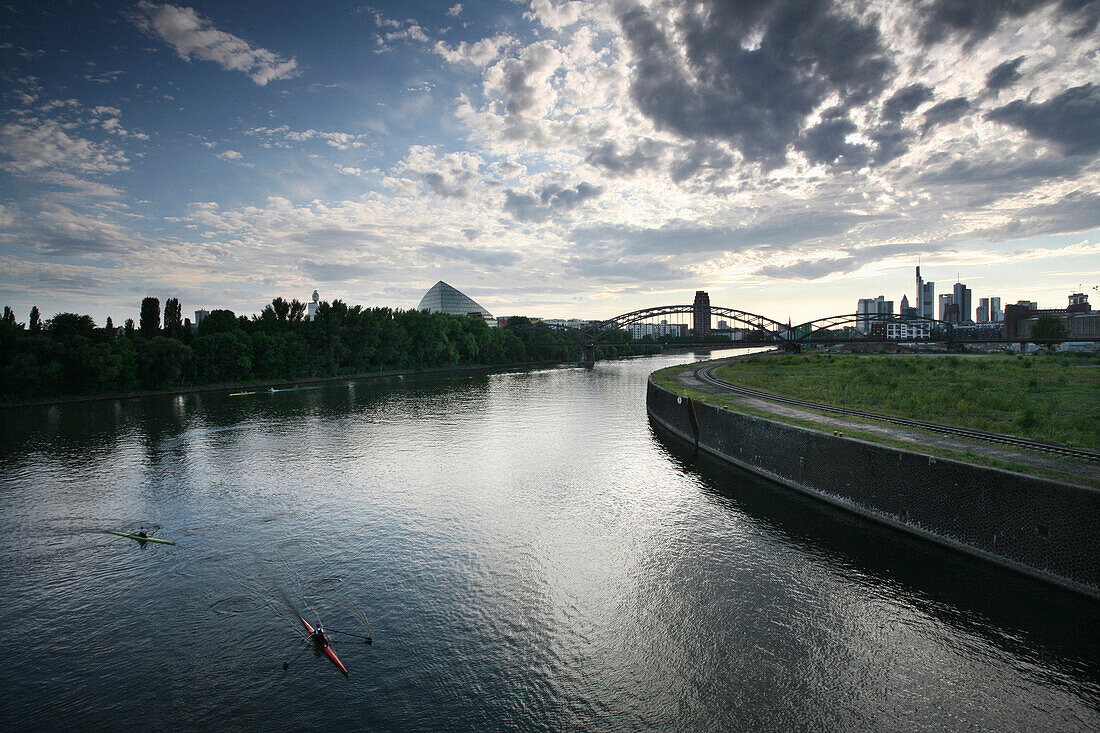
695;366;1100;464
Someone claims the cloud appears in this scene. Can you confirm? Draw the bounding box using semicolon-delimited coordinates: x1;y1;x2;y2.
619;0;893;168
29;204;142;256
985;83;1100;155
133;2;299;85
917;0;1098;46
882;84;934;122
985;56;1026;92
434;34;514;66
502;182;602;222
447;4;463;17
921;96;971;135
216;149;243;161
421;244;521;267
0;116;129;187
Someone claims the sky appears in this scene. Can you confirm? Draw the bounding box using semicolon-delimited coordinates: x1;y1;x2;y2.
1;0;1098;326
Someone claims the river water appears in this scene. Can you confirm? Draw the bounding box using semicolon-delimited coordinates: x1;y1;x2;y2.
0;350;1096;731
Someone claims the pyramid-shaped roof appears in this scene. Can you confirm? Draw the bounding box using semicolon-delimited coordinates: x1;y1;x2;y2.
417;281;493;319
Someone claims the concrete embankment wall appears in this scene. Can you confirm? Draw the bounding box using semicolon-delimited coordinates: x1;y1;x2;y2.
647;379;1100;598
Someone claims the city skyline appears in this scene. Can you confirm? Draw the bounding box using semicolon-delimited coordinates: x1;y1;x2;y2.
1;1;1098;326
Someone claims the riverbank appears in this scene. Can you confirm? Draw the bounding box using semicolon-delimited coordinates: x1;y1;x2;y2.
646;371;1100;599
0;359;563;410
652;353;1099;488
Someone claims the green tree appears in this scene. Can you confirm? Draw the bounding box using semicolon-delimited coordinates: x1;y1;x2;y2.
163;298;183;338
1031;314;1070;345
271;297;291;322
28;306;41;332
192;331;252;382
140;297;161;336
137;336;193;389
46;313;97;340
2;306;17;326
196;309;239;336
124;318;135;338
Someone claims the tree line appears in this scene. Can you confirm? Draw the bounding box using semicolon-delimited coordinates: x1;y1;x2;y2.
0;297;656;402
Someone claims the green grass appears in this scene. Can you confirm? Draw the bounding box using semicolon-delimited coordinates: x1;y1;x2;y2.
650;360;1099;486
703;352;1098;450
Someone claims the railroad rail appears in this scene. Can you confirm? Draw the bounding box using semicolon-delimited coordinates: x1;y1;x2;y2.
695;366;1100;464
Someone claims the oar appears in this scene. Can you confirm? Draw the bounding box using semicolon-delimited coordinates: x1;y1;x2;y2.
283;638;312;671
324;627;373;644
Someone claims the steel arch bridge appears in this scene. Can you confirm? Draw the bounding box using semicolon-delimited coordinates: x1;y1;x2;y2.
787;312;956;344
587;305;789;342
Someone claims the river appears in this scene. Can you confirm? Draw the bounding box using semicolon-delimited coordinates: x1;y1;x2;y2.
0;350;1096;731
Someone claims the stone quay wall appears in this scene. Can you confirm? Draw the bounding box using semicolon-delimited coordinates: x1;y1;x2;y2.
647;378;1100;598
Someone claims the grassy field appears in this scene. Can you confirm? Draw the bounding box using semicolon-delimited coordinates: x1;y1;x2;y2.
703;352;1099;450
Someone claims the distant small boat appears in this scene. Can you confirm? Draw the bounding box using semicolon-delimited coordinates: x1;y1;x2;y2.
105;530;175;545
229;391;255;396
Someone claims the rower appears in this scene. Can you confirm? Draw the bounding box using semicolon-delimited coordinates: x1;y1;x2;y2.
136;527;148;538
312;626;327;646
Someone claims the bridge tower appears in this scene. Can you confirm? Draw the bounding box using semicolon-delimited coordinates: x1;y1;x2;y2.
693;291;711;337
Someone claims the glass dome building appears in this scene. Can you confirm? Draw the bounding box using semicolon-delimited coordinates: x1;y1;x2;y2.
417;281;495;326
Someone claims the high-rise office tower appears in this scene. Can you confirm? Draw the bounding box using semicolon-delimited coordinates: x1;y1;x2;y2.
990;297;1002;322
976;297;989;323
938;293;954;321
953;282;972;323
916;266;934;319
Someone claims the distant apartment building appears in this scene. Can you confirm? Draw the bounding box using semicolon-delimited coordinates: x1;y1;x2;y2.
915;267;935;320
194;309;209;325
625;320;687;339
870;321;931;340
306;290;320;321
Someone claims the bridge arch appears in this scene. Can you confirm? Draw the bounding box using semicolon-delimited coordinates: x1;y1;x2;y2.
589;305;790;343
789;312;954;342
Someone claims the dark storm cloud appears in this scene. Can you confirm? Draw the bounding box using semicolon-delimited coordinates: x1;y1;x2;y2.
921;97;971;135
669;142;736;183
796;109;872;168
503;183;603;222
985;56;1026;92
618;0;893;168
918;0;1098;46
585;139;664;177
985;83;1100;155
882;84;934;122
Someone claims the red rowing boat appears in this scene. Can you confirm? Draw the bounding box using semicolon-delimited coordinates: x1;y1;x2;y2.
300;616;349;678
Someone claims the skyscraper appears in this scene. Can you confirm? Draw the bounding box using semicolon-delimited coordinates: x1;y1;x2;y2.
693;291;711;336
976;297;989;323
990;297;1002;322
916;266;935;319
953;281;972;323
938;293;954;321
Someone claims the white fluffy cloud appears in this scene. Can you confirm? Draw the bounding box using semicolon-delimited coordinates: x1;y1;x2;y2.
133;2;299;85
